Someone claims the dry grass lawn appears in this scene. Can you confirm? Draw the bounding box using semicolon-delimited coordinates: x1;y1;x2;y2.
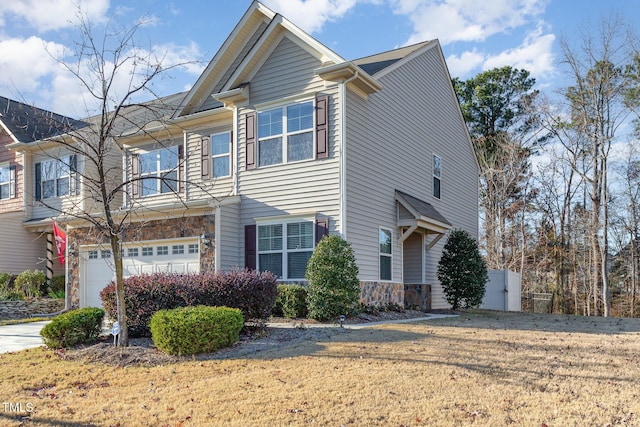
1;311;640;426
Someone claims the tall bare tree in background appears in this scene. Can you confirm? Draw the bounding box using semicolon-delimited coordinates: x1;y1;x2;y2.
32;11;200;346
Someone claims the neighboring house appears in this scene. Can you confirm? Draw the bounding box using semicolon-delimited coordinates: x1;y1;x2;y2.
0;96;87;279
8;1;479;311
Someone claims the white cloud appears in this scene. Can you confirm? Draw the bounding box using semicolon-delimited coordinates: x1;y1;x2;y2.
446;49;485;78
482;27;556;81
263;0;360;34
0;0;109;32
389;0;549;45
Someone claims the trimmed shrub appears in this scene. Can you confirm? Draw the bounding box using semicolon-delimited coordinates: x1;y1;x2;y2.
0;273;21;301
306;234;361;321
437;229;488;310
274;284;308;318
100;269;278;337
14;270;46;298
40;307;105;349
150;306;243;356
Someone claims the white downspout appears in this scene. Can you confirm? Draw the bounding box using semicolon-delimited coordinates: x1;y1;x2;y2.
339;71;358;239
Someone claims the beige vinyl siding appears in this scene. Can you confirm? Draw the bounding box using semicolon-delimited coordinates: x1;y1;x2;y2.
218;202;241;270
31;151;85;220
0;212;61;274
236;36;342;258
345;45;478;309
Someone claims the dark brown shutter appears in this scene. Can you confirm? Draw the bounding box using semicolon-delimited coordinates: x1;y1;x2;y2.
9;164;16;199
131;154;140;198
315;218;329;244
245;224;257;270
315;95;329;159
245;112;257;170
69;154;78;195
178;145;184;192
35;162;41;201
201;136;210;180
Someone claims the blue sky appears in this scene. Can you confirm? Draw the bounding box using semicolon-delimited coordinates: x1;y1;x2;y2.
0;0;639;117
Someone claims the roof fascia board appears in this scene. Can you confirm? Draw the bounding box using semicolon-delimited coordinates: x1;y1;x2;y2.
0;120;19;143
315;62;382;96
373;39;439;79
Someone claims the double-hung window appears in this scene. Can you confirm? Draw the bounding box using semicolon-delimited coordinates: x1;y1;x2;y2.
140;147;179;197
38;156;74;199
258;100;314;167
0;164;15;200
258;220;314;279
379;228;392;281
433;155;441;199
211;132;231;178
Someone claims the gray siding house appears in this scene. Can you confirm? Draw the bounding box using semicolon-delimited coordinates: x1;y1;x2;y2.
59;1;478;310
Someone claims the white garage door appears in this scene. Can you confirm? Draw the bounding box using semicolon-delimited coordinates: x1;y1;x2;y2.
81;239;200;308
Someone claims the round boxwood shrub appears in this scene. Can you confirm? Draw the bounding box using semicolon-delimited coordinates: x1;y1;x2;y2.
40;307;105;349
150;306;244;356
437;229;488;310
306;234;361;321
274;284;308;318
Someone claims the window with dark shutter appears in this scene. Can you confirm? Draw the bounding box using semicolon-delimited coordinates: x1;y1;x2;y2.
315;218;329;244
245;112;257;170
178;145;184;192
245;224;257;270
69;154;78;195
131;154;140;198
9;164;16;199
201;136;210;179
315;94;329;159
35;162;41;201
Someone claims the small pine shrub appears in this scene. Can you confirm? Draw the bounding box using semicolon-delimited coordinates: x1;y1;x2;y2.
150;306;243;356
274;284;308;318
40;307;105;349
14;270;46;298
437;229;488;310
306;234;361;321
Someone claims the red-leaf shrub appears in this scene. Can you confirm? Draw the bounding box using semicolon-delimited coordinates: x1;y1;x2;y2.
100;269;277;337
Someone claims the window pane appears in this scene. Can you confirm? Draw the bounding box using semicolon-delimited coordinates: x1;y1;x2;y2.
160;147;179;170
43;180;55;199
433;155;441;178
141;177;157;196
259;253;282;277
287;222;314;250
172;245;185;255
0;167;8;184
142;247;153;256
128;248;139;257
288;251;312;279
287;132;313;162
157;246;169;255
57;177;69;196
0;184;8;199
140;152;157;174
379;229;392;255
258;224;283;251
188;244;199;254
287;102;313;132
258;137;283;167
380;256;392;281
42;161;55;180
433;177;441;199
213;156;230;178
161;170;178;193
258;109;283;138
57;160;70;178
211;133;230;156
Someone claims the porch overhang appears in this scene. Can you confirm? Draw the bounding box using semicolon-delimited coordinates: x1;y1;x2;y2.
395;190;452;248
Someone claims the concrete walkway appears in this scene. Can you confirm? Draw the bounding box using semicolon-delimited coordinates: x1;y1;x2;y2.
0;321;50;354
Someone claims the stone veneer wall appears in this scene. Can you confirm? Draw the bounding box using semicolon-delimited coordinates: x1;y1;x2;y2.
359;281;404;307
0;299;65;320
67;215;216;308
404;284;431;311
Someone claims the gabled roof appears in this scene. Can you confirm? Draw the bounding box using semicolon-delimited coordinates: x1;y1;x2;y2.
353;41;432;76
395;190;451;228
0;96;87;143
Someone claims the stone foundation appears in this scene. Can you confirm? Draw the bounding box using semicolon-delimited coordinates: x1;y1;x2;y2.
404;283;431;311
0;299;65;320
359;281;404;307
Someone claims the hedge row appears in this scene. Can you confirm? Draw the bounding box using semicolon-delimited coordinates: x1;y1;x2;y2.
100;269;277;337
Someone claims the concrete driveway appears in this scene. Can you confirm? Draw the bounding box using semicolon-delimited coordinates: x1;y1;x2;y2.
0;321;49;353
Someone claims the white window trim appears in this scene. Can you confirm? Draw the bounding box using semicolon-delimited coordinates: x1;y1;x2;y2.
379;226;393;282
0;163;12;200
41;157;71;199
256;215;316;280
211;131;232;178
433;154;442;200
140;146;179;197
257;98;315;168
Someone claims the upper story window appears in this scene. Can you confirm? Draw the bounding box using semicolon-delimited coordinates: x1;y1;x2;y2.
0;164;15;200
35;155;77;200
245;95;328;170
258;100;314;167
379;227;392;281
140;147;179;197
433;155;441;199
211;132;231;178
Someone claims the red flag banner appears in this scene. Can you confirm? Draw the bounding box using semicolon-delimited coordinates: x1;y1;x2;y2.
52;219;67;266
